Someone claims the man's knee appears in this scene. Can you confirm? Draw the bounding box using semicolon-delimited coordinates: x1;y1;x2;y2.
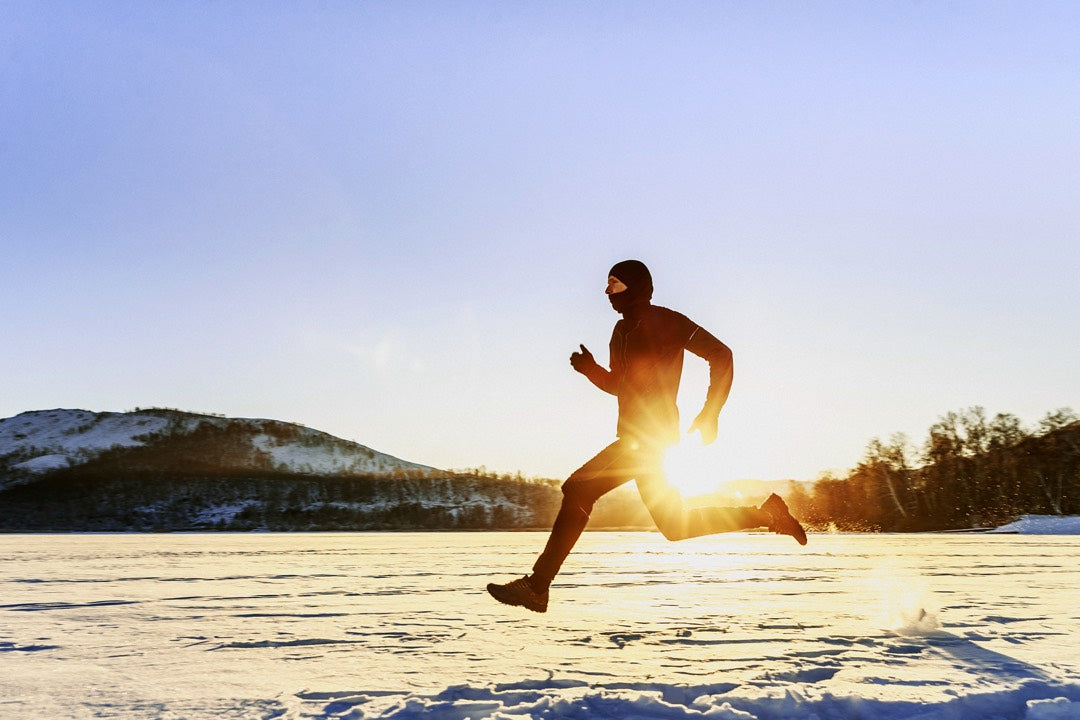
561;479;597;515
641;493;690;541
653;515;690;541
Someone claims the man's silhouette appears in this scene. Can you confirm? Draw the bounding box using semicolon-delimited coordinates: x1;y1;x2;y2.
487;260;806;613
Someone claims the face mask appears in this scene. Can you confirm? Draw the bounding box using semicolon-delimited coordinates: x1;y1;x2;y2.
607;277;647;314
605;261;653;315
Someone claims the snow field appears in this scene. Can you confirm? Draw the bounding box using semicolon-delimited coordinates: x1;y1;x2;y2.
1;531;1079;719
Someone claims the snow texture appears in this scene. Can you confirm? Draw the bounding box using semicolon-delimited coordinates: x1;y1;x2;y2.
988;515;1080;535
0;408;171;463
10;453;72;473
250;431;424;475
2;529;1079;720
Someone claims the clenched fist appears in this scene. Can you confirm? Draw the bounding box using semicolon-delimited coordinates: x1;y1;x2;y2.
570;344;597;374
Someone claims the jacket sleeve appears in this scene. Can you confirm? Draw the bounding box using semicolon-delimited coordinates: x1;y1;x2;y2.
581;325;621;396
685;324;733;416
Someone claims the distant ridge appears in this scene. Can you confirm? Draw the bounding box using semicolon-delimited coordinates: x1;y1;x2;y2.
0;408;569;532
0;408;435;491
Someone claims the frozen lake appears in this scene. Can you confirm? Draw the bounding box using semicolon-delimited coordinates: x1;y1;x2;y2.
1;531;1079;719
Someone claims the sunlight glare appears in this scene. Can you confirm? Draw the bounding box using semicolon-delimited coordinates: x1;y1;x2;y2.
662;441;724;497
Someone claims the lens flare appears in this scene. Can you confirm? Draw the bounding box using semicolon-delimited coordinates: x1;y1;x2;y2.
661;441;724;497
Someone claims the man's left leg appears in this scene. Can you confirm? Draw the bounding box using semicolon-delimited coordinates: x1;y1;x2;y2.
637;472;806;544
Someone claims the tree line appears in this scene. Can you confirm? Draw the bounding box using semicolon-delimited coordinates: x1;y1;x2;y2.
4;405;1076;533
787;407;1080;531
0;467;564;532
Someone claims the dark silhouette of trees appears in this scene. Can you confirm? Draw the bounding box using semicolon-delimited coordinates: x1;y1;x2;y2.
797;406;1079;531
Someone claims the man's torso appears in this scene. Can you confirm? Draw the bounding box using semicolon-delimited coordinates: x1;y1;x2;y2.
610;305;698;445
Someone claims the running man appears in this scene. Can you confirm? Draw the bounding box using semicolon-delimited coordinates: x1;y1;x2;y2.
487;259;806;613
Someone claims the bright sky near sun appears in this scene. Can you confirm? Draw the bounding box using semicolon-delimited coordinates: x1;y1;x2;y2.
3;2;1078;483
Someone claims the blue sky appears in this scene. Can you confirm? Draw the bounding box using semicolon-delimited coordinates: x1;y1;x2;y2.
3;2;1078;482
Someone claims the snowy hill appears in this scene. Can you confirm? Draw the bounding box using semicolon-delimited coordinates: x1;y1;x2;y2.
0;408;434;491
0;408;570;532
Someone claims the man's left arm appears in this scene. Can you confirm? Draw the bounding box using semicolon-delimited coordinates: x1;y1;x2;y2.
685;325;733;445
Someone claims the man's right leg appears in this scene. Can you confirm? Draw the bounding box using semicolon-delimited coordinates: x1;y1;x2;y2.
487;441;635;611
529;441;636;590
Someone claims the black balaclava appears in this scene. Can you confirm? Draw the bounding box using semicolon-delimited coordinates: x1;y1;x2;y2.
608;259;653;316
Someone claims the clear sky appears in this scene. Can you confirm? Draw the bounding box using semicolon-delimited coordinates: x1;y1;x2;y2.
3;2;1078;483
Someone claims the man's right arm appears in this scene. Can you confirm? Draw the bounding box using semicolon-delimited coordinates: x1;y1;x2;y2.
570;328;621;395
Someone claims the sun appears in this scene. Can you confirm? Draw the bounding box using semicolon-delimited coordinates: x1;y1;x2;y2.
661;440;727;497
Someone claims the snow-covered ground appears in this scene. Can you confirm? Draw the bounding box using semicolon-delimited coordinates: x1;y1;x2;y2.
989;515;1080;535
1;529;1078;720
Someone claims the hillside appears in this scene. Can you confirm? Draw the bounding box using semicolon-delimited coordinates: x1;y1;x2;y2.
0;408;433;489
0;408;568;532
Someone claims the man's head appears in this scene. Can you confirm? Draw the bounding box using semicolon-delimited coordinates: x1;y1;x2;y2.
607;259;653;314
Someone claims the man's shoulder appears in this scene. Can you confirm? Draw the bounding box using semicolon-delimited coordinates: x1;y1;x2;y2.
646;305;703;346
649;305;695;327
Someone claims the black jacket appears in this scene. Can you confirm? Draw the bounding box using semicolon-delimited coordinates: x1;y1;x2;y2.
581;304;733;446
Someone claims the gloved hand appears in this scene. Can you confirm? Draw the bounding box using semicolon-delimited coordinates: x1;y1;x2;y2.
689;410;719;445
569;344;598;374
